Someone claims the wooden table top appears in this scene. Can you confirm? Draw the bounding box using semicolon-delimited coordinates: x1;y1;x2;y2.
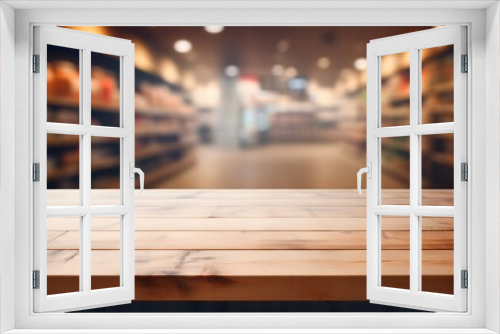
46;189;454;300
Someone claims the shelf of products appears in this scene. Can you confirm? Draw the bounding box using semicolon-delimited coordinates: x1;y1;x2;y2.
46;46;198;190
335;45;454;187
269;111;337;142
266;98;340;143
333;76;367;154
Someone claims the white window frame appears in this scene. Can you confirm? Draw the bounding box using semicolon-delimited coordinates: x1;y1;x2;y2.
366;26;468;312
0;1;498;333
33;26;136;313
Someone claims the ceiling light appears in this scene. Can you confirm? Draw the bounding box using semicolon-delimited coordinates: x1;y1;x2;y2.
272;64;285;76
285;67;297;78
277;40;289;52
225;65;240;77
204;26;224;34
174;40;192;53
354;57;367;70
317;57;330;69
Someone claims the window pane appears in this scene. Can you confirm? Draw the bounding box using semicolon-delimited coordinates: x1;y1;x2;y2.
47;134;80;206
91;215;121;290
91;52;121;127
421;45;454;124
381;137;410;205
91;137;121;206
421;216;454;294
380;51;410;127
381;215;410;290
47;217;80;295
421;133;454;206
47;45;80;124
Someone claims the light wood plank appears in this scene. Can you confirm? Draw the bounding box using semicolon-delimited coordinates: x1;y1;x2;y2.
46;189;454;206
48;231;453;250
47;217;454;231
135;206;217;218
47;249;453;276
210;207;370;218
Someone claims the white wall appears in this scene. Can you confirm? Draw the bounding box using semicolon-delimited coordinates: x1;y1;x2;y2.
0;2;16;333
485;2;500;333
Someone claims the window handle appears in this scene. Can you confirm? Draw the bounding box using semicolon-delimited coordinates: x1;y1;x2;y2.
129;162;145;194
357;162;371;195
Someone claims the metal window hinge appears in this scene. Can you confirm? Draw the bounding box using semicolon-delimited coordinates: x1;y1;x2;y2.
33;54;40;73
33;163;40;182
461;54;468;73
33;270;40;289
461;270;468;289
461;162;468;181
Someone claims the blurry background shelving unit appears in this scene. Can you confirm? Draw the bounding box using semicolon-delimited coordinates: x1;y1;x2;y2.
330;45;454;188
333;68;367;154
46;46;197;191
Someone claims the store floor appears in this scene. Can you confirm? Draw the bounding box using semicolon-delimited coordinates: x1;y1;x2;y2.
158;143;404;189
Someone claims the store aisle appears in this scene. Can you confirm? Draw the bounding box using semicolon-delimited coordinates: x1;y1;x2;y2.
157;143;404;189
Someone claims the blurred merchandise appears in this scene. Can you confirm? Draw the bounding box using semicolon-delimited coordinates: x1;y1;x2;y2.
46;27;454;190
46;45;197;191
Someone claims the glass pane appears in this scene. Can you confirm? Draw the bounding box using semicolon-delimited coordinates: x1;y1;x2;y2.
421;133;454;206
47;134;80;206
421;45;454;124
91;215;121;290
381;137;410;205
47;217;80;295
380;51;410;127
381;215;410;290
421;216;454;294
91;52;121;127
91;137;121;206
47;45;80;124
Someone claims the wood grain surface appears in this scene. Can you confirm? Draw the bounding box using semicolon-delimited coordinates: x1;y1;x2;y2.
46;189;454;300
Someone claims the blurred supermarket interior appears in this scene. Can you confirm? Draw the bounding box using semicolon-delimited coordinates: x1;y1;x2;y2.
47;26;454;191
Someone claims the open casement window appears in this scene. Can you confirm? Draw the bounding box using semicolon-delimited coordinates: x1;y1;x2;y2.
365;26;467;312
33;26;138;312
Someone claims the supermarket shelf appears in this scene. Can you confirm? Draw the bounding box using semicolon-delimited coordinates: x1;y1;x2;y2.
46;47;199;189
382;138;409;151
381;44;453;80
48;96;115;113
144;151;197;186
89;151;197;189
135;127;181;138
428;152;454;166
47;133;80;147
136;143;196;161
49;146;196;183
47;134;121;147
48;96;195;120
382;160;410;182
47;167;79;183
423;81;454;96
423;103;454;116
381;106;409;118
47;125;184;140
